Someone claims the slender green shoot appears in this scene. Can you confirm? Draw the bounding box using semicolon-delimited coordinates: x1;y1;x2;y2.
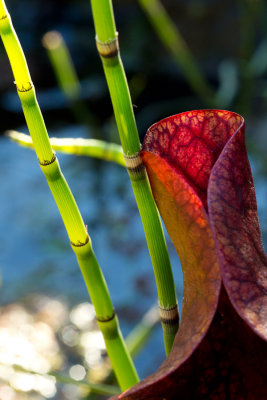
0;0;138;390
90;0;179;354
42;31;81;102
2;363;120;396
42;30;98;132
7;130;125;166
137;0;214;103
126;305;159;358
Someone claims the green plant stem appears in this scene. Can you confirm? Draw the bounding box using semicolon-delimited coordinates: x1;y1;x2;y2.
90;0;179;354
42;30;98;132
0;0;138;390
7;131;125;166
42;31;81;102
137;0;214;104
1;363;120;396
126;305;159;358
105;304;160;383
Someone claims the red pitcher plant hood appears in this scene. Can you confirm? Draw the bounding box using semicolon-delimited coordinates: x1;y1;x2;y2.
112;110;267;400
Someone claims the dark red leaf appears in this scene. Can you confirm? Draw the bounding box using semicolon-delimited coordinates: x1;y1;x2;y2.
208;124;267;339
111;110;267;400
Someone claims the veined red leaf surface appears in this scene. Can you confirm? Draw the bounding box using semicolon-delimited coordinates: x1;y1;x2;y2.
111;110;267;399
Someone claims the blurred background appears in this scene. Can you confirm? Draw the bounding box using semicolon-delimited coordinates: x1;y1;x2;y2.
0;0;266;399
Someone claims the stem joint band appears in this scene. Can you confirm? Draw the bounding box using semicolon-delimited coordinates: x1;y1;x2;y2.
71;234;90;248
96;311;116;323
38;152;56;166
96;32;119;58
159;304;179;326
16;81;33;93
124;152;145;180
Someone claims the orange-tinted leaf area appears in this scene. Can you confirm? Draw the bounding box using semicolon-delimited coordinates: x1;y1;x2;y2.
111;110;267;400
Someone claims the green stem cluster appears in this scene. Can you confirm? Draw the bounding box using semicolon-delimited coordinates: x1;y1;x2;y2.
0;0;138;390
90;0;179;354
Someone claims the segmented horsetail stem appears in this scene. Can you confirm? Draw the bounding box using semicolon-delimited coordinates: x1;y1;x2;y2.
7;131;126;166
0;0;138;389
90;0;179;354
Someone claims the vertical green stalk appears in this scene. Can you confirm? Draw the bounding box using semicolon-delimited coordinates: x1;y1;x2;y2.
90;0;179;354
126;305;159;358
0;0;138;390
42;30;98;132
137;0;214;104
42;31;81;102
235;0;260;115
